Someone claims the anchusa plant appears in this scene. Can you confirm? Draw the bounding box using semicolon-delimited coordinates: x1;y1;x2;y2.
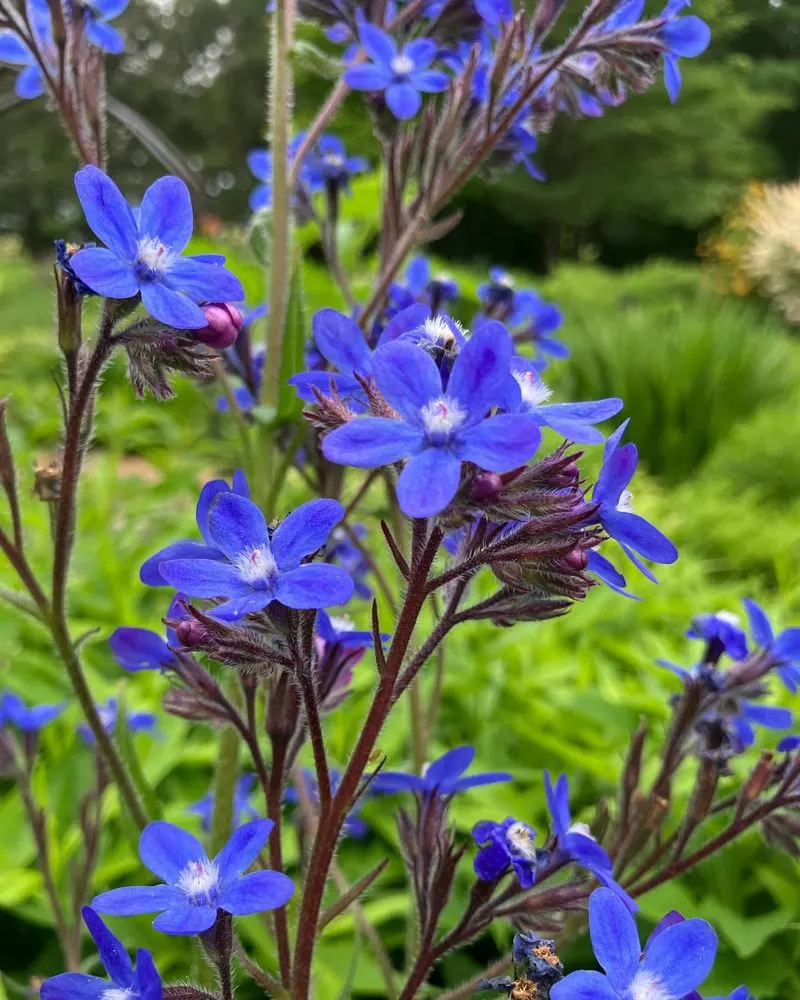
0;0;790;998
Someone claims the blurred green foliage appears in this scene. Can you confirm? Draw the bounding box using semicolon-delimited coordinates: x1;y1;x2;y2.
1;245;800;997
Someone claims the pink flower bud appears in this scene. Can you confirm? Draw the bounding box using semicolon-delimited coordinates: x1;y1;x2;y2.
472;471;504;501
564;548;589;570
176;619;211;648
194;303;243;349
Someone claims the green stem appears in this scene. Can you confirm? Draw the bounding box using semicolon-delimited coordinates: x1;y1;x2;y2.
213;359;254;482
210;723;241;855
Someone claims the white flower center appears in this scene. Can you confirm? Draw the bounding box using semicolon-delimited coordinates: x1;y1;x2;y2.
421;315;456;345
233;545;278;586
136;236;175;277
568;821;594;839
616;489;634;514
177;859;220;904
391;54;415;76
324;152;345;168
513;369;552;408
420;395;467;440
506;822;537;861
329;614;355;632
496;272;514;288
630;970;671;1000
716;610;741;626
102;990;133;1000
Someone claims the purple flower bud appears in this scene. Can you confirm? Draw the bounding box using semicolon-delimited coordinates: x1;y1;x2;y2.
472;471;504;502
195;303;244;349
175;618;211;648
565;548;589;571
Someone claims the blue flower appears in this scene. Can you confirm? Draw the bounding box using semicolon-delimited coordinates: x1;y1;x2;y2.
590;422;678;586
79;698;157;744
322;322;541;518
305;134;368;192
686;610;748;662
389;256;459;313
344;23;449;120
724;702;792;753
69;166;244;329
370;745;512;797
778;735;800;752
156;494;354;620
0;692;65;732
315;610;379;709
81;0;129;55
0;0;54;99
188;774;259;833
140;471;250;587
743;598;800;693
473;817;539;888
550;888;717;1000
503;356;623;444
247;148;274;211
660;1;711;104
545;772;636;911
92;819;293;935
475;269;566;360
41;907;161;1000
109;594;187;672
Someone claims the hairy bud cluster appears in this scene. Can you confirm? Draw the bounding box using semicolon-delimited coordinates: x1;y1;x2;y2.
120;324;215;400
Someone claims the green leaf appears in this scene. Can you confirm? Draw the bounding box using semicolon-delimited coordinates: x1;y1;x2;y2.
277;256;308;422
248;209;272;267
291;40;343;81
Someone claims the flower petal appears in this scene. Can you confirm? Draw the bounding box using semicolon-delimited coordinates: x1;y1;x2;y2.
550;970;619;1000
152;905;217;935
74;166;138;259
40;975;110;1000
544;771;571;837
109;627;173;672
275;564;354;609
663;53;682;103
377;303;431;345
322;417;423;467
742;598;774;649
663;15;711;58
81;907;134;988
84;19;124;53
448;321;514;421
312;308;373;375
247;149;271;181
215;818;273;880
139;281;206;329
138;176;193;252
140;821;206;882
91;884;184;916
369;772;427;794
458;415;540;471
396;448;461;517
134;950;161;1000
639;917;718;997
0;32;32;64
450;771;513;791
15;62;45;99
741;704;792;730
474;841;511;881
410;70;450;93
140;540;224;586
425;746;474;787
219;870;294;915
271;498;344;570
594;442;637;506
359;22;396;63
385;82;422;119
158;558;250;599
371;340;442;421
69;247;139;299
91;0;129;18
344;62;393;91
196;478;234;544
602;510;678;565
212;592;275;621
167;257;244;304
774;628;800;663
404;38;437;69
207;492;271;561
587;888;640;992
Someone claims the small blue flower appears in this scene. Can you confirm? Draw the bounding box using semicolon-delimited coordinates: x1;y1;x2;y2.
473;817;539;888
545;772;636;911
188;774;259;833
686;610;748;662
389;256;459;313
322;322;541;518
778;735;800;752
70;166;244;329
305;134;368;192
0;0;54;99
109;594;187;673
92;819;293;935
0;692;65;732
156;494;354;620
743;598;800;693
41;907;162;1000
724;702;792;754
140;471;250;588
660;1;711;104
344;23;449;120
81;0;129;55
246;148;274;211
370;745;512;797
476;269;565;360
78;698;157;744
503;356;623;444
550;887;717;1000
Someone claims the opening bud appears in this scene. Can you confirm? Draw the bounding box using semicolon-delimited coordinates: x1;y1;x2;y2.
176;619;211;648
195;303;244;349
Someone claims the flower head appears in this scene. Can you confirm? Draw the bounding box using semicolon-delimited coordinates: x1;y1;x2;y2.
156;493;353;620
473;817;539;888
743;598;800;693
550;888;717;1000
371;745;512;798
69;166;244;329
92;819;293;935
344;23;449;119
188;774;259;832
686;610;748;662
305;134;368;193
476;269;566;360
0;692;65;732
41;907;162;1000
322;322;541;517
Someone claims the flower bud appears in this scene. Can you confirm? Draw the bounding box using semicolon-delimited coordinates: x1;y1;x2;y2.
194;303;243;349
471;471;504;502
176;619;211;648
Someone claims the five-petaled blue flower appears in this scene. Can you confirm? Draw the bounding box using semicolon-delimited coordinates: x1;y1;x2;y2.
0;0;54;99
344;23;449;120
69;166;244;329
188;774;259;833
322;322;541;518
0;692;65;732
743;598;800;693
78;698;157;744
473;817;539;888
545;772;636;910
305;134;368;192
41;907;162;1000
550;887;717;1000
92;819;293;935
156;493;354;620
370;745;512;797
